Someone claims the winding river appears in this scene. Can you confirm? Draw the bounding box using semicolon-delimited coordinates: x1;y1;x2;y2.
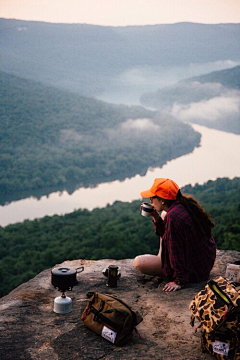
0;123;240;227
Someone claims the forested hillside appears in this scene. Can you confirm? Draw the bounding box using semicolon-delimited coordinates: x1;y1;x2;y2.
187;65;240;89
140;66;240;134
0;177;239;298
0;71;200;204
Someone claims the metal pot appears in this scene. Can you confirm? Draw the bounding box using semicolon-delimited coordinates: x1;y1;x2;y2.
51;266;84;292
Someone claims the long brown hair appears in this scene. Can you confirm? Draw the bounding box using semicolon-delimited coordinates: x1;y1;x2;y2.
160;190;215;237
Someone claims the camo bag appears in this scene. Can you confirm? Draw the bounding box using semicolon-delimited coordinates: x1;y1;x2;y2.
189;276;240;360
81;292;143;346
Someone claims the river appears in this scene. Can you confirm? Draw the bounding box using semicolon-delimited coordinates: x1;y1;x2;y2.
0;123;240;227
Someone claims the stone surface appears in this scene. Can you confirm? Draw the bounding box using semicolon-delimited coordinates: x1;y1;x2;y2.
0;250;239;360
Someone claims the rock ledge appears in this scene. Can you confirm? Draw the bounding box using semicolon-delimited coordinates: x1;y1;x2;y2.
0;250;239;360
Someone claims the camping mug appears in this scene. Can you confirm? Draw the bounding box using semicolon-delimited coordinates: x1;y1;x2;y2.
141;202;154;217
107;265;119;287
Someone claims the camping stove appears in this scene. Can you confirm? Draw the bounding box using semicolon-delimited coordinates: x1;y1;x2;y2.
51;266;84;314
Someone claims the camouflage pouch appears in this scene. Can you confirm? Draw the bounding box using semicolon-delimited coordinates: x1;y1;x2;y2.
189;276;240;360
81;292;143;346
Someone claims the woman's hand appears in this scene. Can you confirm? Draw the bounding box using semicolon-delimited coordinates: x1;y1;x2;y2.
140;203;159;222
162;281;181;292
151;208;160;223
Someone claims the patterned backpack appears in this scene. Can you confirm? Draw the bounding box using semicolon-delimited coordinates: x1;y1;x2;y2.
189;276;240;360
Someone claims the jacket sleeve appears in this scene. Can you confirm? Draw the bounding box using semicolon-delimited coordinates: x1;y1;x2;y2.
152;217;165;237
165;216;187;285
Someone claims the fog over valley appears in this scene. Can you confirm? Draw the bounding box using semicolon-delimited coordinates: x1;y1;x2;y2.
0;19;239;208
140;66;240;134
97;60;240;105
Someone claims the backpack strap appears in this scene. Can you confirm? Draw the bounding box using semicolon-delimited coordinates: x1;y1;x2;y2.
208;279;235;308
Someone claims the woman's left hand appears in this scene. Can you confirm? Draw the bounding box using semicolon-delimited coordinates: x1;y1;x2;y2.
162;281;181;292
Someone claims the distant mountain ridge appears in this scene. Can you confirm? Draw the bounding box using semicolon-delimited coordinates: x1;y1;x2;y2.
1;19;239;202
0;19;239;98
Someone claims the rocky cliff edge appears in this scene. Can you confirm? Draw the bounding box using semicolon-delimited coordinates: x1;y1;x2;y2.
0;250;239;360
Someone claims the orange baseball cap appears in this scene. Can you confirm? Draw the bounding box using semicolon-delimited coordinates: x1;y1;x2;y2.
140;178;180;200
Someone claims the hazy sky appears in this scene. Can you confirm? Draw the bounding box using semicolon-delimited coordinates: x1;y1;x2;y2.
1;0;240;26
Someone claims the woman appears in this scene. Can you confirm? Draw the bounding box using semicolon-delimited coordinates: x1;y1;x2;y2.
133;178;216;292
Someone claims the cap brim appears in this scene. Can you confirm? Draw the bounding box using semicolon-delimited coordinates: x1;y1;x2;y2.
140;189;155;198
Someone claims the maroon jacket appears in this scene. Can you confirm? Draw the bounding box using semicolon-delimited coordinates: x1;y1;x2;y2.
153;201;216;286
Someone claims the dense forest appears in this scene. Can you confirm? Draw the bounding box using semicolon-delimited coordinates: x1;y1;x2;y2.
0;177;239;298
0;71;200;204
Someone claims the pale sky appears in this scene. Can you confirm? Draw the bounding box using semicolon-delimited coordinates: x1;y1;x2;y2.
0;0;240;26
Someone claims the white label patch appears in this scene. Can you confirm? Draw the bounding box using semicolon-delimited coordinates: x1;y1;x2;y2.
101;326;117;344
213;340;229;356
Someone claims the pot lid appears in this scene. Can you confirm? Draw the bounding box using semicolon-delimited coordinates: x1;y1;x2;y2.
51;267;76;276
